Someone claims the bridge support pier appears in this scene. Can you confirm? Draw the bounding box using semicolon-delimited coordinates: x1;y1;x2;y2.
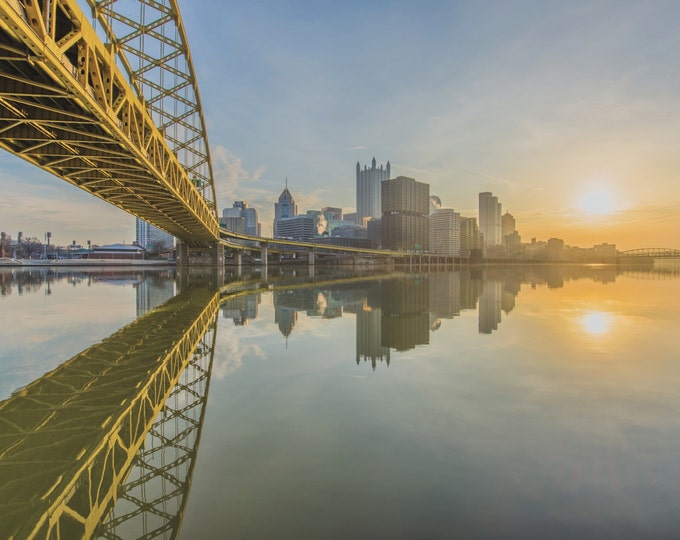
176;242;188;265
261;244;268;269
212;244;224;266
176;242;225;268
309;249;315;267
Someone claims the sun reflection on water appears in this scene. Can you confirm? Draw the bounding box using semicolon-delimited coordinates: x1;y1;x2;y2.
580;311;613;335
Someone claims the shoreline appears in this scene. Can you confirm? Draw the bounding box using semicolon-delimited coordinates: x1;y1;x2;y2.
0;258;175;267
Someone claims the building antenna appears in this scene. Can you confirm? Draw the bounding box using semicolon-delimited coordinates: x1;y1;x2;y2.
285;177;288;189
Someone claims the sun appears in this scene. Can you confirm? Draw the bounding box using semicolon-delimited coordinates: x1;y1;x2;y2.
578;188;617;216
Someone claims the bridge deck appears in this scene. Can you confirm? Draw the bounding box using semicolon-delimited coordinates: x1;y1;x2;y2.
0;0;219;245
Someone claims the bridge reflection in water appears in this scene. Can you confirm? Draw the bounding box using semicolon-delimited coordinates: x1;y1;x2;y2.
98;316;217;539
0;285;220;539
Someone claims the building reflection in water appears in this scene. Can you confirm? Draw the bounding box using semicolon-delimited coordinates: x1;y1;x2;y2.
239;264;680;368
221;292;261;326
135;273;176;316
356;298;390;369
2;263;679;536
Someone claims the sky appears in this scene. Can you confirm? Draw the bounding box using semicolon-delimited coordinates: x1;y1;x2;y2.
1;0;679;250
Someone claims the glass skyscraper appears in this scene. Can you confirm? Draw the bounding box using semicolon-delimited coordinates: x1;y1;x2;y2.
478;192;502;246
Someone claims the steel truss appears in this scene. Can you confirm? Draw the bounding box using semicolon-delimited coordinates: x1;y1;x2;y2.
86;0;218;217
0;0;219;245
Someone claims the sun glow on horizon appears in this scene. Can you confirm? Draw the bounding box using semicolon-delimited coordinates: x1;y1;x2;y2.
578;187;620;216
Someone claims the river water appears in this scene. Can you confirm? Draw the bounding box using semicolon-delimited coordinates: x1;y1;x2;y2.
1;264;679;539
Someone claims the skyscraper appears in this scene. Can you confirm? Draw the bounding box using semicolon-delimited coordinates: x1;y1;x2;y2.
273;182;298;237
381;176;429;252
356;157;390;226
479;192;502;246
135;218;174;252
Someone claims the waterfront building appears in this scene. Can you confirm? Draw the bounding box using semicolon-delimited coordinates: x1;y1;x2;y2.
546;237;565;259
322;207;343;221
344;212;357;225
501;211;516;238
326;219;356;236
221;216;246;234
275;215;315;241
135;218;174;252
367;218;381;248
429;208;461;256
460;217;483;258
356;157;390;226
89;244;145;259
381;176;430;252
479;192;502;246
222;201;261;236
273;182;298;237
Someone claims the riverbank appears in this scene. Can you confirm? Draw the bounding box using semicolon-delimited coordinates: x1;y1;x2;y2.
0;258;174;267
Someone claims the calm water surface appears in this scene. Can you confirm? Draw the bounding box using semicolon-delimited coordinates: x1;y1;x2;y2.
1;264;679;539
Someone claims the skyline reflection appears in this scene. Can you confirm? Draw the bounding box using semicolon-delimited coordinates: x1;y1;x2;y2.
1;263;680;537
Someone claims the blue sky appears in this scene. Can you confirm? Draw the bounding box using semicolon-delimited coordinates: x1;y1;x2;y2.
2;0;679;248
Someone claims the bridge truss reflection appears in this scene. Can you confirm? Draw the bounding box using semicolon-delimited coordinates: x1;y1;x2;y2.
98;316;217;539
0;285;220;539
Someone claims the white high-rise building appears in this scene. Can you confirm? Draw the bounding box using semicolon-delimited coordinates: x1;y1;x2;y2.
356;157;390;226
135;218;174;251
429;208;461;256
479;192;502;246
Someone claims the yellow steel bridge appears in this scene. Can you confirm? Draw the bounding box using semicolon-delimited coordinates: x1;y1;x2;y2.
0;0;422;261
0;0;219;247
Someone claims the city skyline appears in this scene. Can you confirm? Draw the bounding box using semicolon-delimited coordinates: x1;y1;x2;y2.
1;1;679;250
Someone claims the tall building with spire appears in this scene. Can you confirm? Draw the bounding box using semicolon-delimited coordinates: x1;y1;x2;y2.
356;157;390;226
273;180;298;237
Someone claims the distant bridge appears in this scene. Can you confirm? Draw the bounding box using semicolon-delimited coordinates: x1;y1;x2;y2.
619;248;680;259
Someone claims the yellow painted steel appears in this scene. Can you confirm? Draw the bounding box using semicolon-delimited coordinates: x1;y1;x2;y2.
99;315;218;539
0;0;219;246
0;287;220;539
86;0;218;219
